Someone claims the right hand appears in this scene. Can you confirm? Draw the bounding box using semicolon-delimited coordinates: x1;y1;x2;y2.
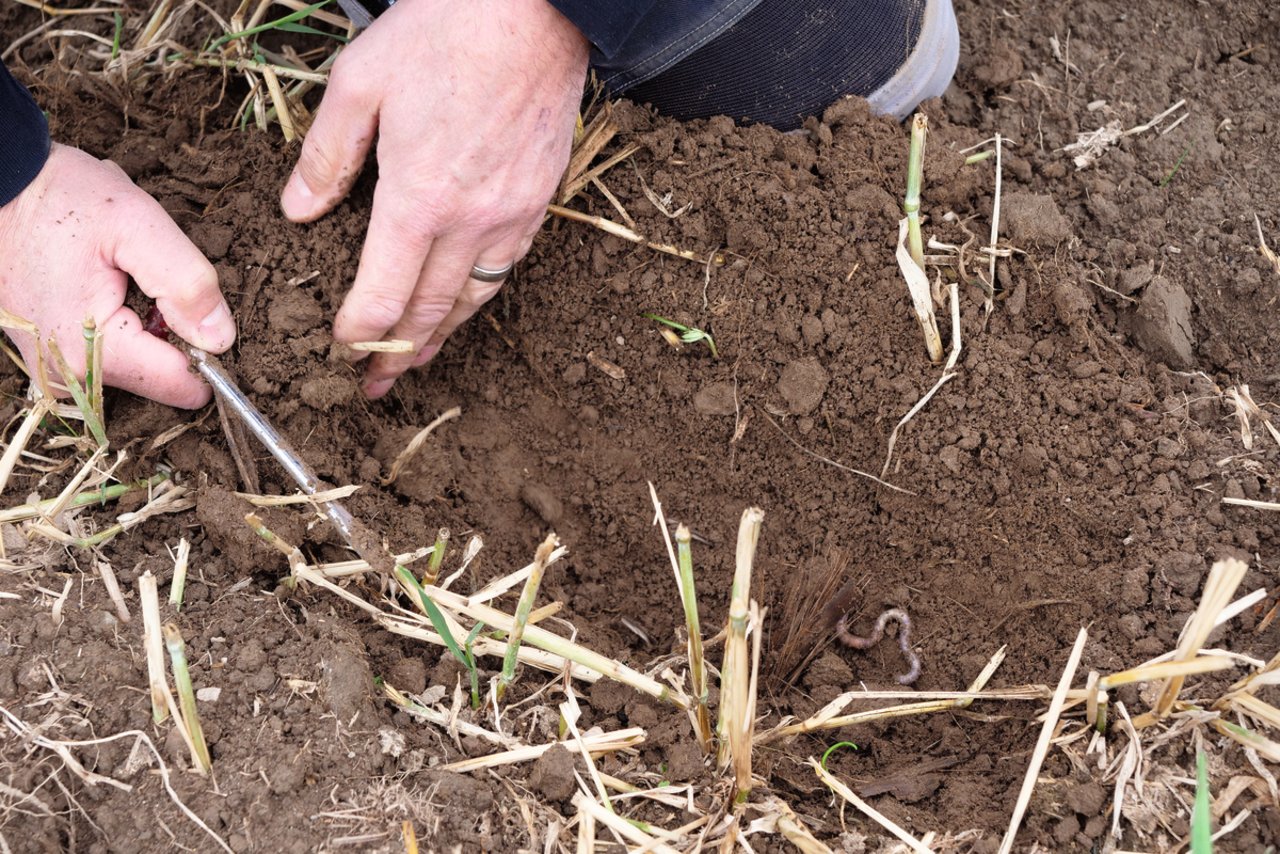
0;143;236;408
279;0;589;399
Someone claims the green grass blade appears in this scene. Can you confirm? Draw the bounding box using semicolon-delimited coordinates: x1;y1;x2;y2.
395;566;467;668
210;0;333;49
274;21;348;42
1191;749;1212;854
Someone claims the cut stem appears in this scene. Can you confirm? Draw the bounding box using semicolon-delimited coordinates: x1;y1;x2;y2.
138;571;171;724
675;525;712;753
169;538;191;610
46;336;108;448
497;533;558;700
82;317;103;430
423;528;449;586
904;113;928;270
718;507;765;799
163;623;212;774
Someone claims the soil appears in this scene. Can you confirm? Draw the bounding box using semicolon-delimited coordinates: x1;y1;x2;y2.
3;1;1280;852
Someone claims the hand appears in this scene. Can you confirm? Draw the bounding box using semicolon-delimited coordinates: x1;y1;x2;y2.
0;144;236;408
280;0;589;398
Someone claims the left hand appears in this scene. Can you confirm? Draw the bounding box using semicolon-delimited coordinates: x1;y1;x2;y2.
280;0;589;398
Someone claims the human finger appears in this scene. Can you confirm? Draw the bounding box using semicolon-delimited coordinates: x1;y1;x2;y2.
408;232;535;369
330;183;440;350
98;305;212;408
359;233;483;398
279;60;378;223
108;191;235;354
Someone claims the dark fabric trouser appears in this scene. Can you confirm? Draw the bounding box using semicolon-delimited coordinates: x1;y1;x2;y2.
594;0;959;129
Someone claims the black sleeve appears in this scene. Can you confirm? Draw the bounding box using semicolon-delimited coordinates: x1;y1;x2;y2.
546;0;658;58
0;59;51;207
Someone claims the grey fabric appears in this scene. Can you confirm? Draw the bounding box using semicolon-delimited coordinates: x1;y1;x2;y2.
616;0;958;129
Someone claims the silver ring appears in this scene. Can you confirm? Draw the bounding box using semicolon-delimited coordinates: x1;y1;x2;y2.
470;262;514;283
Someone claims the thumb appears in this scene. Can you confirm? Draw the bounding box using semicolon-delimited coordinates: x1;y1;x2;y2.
280;76;377;223
109;195;236;354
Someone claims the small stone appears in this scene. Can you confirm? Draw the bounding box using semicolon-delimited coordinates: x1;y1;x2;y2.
1070;360;1103;379
802;651;854;691
800;315;825;346
267;289;324;335
196;687;222;702
299;376;356;411
1133;277;1196;368
237;638;267;671
664;740;705;782
386;657;428;695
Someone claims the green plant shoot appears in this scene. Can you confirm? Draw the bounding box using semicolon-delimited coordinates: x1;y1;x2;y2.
820;741;859;769
1191;749;1212;854
396;566;482;708
643;313;718;358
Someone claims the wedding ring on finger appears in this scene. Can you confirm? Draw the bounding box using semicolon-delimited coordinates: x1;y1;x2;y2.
469;261;514;283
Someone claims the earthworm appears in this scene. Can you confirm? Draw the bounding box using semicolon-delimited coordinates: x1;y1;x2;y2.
836;608;921;685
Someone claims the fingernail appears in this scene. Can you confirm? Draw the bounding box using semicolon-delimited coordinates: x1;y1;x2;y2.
197;300;235;351
280;171;315;220
363;378;394;399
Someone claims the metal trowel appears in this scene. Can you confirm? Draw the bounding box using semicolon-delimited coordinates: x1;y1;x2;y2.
186;347;392;574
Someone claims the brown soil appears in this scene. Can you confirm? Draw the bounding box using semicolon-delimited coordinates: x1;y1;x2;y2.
3;1;1280;852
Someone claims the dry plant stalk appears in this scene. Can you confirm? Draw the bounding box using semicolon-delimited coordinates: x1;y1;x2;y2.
442;726;645;772
138;570;171;724
718;507;764;798
1254;213;1280;276
0;398;52;498
169;538;191;609
0;474;166;525
547;203;723;266
95;558;131;623
770;797;834;853
648;483;712;751
811;759;934;853
997;627;1088;854
1137;558;1247;727
497;533;559;700
382;407;461;486
572;793;681;854
244;512;306;579
347;339;415;353
895;217;944;363
762;645;1007;742
881;279;961;476
235;484;360;507
163;622;212;774
297;560;685;706
675;525;712;753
